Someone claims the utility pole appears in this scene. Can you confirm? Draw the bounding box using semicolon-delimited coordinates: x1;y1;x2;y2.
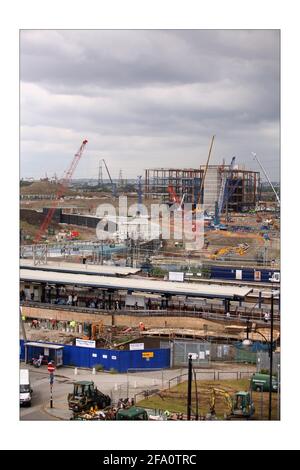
187;354;193;420
20;306;27;342
137;176;142;213
119;169;123;188
98;160;103;186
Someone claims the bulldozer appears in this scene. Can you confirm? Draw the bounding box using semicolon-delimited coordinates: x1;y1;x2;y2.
68;380;111;413
208;387;255;420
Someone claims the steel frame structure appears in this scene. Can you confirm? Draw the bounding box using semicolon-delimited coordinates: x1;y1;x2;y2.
145;168;204;204
145;166;260;211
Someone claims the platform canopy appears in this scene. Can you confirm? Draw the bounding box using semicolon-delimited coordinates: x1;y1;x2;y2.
20;259;140;277
20;269;252;300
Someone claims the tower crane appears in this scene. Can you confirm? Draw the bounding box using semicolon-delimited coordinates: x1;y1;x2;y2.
34;139;88;243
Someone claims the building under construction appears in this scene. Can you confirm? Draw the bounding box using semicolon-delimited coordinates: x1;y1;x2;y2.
144;165;260;212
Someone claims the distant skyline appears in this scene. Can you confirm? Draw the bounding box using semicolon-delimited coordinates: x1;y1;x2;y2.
20;30;280;181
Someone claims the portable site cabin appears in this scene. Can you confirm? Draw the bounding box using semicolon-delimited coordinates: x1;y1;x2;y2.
24;341;64;367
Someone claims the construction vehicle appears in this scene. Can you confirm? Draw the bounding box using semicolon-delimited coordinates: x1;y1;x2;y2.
20;369;32;407
116;406;149;420
90;321;104;341
68;380;111;413
66;230;80;240
250;373;278;392
34;139;88;243
208;387;255;419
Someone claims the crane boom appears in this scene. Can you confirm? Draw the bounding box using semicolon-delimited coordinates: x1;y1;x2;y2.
34;139;88;243
102;158;117;197
102;159;113;185
210;388;234;415
252;152;280;205
198;135;215;204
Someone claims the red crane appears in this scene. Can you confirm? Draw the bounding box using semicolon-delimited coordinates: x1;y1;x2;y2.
167;184;180;204
34;139;88;243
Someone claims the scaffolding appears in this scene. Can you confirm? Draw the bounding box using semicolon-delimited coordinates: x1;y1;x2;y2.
145;168;204;204
220;168;260;211
145;166;260;212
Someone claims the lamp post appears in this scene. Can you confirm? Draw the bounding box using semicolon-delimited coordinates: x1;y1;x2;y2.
187;354;192;421
244;293;275;420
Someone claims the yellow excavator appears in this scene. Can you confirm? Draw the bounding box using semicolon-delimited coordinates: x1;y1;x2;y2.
209;388;255;419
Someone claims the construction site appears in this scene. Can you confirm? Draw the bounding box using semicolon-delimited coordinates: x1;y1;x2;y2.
20;137;280;421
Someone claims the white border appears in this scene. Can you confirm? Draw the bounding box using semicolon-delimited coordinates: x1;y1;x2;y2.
1;0;299;450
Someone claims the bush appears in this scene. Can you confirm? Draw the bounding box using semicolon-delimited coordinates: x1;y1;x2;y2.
94;364;104;372
109;367;117;374
150;267;167;278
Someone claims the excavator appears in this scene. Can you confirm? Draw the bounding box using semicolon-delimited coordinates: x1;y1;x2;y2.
208;388;255;420
81;321;105;342
90;321;104;341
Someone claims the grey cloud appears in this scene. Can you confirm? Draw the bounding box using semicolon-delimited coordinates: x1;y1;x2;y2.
20;30;280;181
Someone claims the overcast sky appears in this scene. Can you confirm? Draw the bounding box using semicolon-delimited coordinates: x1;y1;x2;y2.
20;30;280;181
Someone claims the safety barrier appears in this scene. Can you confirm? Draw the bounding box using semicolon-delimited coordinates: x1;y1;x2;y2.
19;339;170;373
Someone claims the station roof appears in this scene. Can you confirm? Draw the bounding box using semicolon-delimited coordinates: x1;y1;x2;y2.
20;259;140;277
20;269;252;299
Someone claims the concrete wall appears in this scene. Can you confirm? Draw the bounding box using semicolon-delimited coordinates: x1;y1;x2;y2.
203;167;220;211
21;305;217;330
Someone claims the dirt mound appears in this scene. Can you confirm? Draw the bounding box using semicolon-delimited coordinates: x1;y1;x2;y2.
21;180;74;196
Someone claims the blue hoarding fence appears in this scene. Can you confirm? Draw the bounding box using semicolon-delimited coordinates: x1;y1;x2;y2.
210;265;280;283
20;340;170;373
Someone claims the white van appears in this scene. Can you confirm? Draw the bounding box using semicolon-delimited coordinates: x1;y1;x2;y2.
20;369;32;407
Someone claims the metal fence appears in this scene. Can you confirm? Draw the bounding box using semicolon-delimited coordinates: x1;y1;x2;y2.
108;368;170;405
256;351;280;374
170;339;259;366
172;340;211;367
20;300;280;325
167;369;254;389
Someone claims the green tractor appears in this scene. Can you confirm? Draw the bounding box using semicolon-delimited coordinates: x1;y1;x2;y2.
68;381;111;413
115;406;149;420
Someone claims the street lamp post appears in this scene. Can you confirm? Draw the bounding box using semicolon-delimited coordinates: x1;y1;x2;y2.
187;354;192;421
268;294;274;420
